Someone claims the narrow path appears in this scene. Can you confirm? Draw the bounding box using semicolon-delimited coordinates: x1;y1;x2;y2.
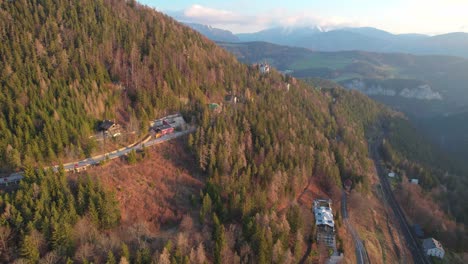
342;190;370;264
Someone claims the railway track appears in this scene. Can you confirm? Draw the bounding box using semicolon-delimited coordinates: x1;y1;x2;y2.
371;139;432;264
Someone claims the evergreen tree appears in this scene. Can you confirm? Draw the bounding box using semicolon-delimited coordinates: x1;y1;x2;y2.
106;250;116;264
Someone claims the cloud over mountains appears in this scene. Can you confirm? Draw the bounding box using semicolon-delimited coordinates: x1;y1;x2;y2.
170;4;358;33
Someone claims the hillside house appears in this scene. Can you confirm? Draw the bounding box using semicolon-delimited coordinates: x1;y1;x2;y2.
152;124;174;137
259;63;270;74
423;238;444;259
150;114;187;135
313;199;336;247
410;178;419;185
98;120;121;137
0;173;22;186
225;94;238;104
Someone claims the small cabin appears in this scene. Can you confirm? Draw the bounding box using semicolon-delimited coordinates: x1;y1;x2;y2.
410;178;419;185
225;95;238;104
98;120;121;137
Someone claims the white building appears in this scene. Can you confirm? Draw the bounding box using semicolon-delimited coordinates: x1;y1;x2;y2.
314;206;335;228
422;238;444;259
313;199;335;247
388;172;396;178
259;63;270;74
410;178;419;185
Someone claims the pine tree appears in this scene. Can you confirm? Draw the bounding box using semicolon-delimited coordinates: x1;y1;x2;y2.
120;242;130;261
106;250;116;264
127;150;137;165
212;213;226;264
88;200;100;227
20;234;40;263
199;193;212;223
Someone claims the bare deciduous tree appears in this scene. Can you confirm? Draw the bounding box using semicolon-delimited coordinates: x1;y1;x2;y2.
175;232;189;256
39;251;60;264
158;248;171;264
0;226;12;262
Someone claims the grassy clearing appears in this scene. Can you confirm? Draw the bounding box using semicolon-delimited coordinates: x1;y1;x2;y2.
290;54;353;70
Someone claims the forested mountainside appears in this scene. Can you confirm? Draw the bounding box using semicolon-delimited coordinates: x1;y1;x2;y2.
0;0;244;171
0;0;467;263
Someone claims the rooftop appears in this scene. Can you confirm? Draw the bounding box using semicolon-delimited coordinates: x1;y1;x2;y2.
422;238;444;252
99;120;116;131
313;199;335;229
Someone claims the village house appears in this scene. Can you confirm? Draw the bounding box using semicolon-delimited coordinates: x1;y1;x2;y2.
422;238;445;259
259;63;270;74
98;120;121;137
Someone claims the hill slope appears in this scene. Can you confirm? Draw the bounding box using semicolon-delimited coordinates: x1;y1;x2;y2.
0;0;245;171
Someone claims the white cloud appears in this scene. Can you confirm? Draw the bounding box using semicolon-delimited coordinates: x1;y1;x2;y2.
183;5;250;25
171;4;359;33
167;3;468;34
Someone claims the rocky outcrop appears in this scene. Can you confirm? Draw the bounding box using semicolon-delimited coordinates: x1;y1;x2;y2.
343;79;442;100
399;84;442;100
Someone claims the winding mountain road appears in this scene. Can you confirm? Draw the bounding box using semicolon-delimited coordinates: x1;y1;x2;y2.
3;128;195;184
342;190;370;264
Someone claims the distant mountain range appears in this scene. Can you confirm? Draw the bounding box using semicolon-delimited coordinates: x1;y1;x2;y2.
188;24;468;58
185;23;240;42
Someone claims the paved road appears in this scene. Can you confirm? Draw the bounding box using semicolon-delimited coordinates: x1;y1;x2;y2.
370;138;431;264
342;190;370;264
4;128;195;184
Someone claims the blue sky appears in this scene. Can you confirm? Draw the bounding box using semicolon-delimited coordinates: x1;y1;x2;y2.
138;0;468;34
